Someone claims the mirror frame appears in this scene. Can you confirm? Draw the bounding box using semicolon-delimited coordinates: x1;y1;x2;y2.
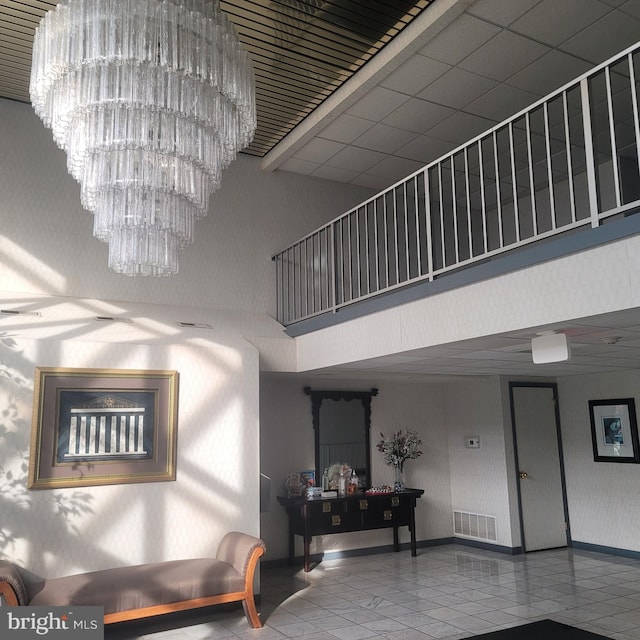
304;387;378;489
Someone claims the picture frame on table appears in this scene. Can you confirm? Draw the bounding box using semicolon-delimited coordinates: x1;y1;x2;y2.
589;398;640;463
28;367;179;489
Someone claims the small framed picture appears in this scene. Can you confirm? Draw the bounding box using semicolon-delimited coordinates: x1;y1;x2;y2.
589;398;640;463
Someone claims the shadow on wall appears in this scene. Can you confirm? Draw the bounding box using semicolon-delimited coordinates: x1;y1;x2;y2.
0;333;97;587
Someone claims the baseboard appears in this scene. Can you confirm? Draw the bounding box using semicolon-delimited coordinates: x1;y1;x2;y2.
452;537;522;555
570;540;640;560
261;537;521;568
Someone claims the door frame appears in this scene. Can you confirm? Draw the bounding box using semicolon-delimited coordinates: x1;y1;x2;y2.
509;381;572;552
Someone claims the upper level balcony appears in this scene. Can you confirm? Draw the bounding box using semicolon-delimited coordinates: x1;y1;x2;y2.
273;41;640;333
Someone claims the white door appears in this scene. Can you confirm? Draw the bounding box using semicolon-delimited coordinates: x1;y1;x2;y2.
511;384;568;551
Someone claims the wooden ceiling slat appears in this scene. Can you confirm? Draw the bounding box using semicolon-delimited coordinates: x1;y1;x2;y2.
0;0;432;157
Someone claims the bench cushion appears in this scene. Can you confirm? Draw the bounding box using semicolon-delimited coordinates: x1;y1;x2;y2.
28;558;244;614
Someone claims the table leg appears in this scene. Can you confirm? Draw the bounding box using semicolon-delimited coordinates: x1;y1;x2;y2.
288;516;295;565
410;503;417;556
393;526;399;551
304;537;311;572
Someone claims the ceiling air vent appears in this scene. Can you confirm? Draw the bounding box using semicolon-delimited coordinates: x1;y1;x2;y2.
95;316;132;323
1;309;41;317
178;322;213;329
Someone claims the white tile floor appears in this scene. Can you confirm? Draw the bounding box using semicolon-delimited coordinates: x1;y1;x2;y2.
105;545;640;640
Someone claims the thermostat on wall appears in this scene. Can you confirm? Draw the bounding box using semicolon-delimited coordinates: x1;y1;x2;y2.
466;436;480;448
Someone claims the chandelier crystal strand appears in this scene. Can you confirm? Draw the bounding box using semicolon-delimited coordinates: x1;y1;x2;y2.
30;0;256;276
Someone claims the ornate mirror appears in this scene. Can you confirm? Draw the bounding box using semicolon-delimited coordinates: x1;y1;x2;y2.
304;387;378;489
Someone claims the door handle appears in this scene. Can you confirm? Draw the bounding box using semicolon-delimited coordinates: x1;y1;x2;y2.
519;471;528;479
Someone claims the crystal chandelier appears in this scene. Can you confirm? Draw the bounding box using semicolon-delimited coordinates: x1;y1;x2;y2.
30;0;256;276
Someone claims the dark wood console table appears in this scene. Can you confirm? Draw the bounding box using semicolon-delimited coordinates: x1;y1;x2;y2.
277;488;424;571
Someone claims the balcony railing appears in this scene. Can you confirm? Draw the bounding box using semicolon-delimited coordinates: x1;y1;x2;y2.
273;42;640;327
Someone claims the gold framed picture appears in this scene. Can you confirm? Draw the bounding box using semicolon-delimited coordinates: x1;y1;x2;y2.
29;367;179;489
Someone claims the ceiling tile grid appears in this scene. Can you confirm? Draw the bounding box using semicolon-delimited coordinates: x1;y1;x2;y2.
282;0;640;192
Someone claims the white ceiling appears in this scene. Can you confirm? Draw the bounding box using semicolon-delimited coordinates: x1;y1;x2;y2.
265;0;640;192
303;308;640;381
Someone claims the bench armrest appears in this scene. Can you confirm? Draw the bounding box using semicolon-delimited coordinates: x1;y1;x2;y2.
215;532;265;578
0;561;29;606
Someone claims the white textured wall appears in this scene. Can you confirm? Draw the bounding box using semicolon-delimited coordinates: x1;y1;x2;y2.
444;376;517;548
0;98;374;316
0;336;259;588
558;370;640;553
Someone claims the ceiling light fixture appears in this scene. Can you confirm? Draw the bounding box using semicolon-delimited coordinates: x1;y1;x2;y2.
531;331;571;364
30;0;256;276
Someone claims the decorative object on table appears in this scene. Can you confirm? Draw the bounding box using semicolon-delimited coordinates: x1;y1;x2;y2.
589;398;640;463
376;429;423;491
284;472;302;497
30;0;255;276
29;367;179;489
326;462;351;494
300;470;316;487
347;468;360;494
365;485;394;495
285;470;317;497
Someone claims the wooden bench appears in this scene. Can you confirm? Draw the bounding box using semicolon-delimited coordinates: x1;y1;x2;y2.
0;531;266;628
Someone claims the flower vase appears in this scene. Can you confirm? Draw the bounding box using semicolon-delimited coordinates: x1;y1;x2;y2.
393;464;405;492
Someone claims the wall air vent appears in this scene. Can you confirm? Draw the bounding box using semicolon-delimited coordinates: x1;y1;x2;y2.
1;309;41;317
178;322;213;329
453;510;497;542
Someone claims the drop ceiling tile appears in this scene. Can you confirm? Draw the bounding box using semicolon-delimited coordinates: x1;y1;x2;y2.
465;84;540;122
396;135;456;164
382;98;455;133
311;164;361;184
427;111;495;145
325;146;387;172
346;86;410;121
458;30;551;82
571;309;640;328
507;49;592;96
467;0;544;27
559;11;640;63
366;155;425;181
510;0;611;46
620;0;640;18
352;123;417;154
417;67;498;109
279;157;320;175
293;138;345;164
349;173;389;190
595;357;640;367
418;14;502;65
380;54;450;96
319;114;376;144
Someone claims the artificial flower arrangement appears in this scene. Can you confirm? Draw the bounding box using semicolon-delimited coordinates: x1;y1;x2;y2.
376;429;423;470
326;462;351;489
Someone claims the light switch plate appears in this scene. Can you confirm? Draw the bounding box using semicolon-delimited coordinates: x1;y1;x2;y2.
466;436;480;448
